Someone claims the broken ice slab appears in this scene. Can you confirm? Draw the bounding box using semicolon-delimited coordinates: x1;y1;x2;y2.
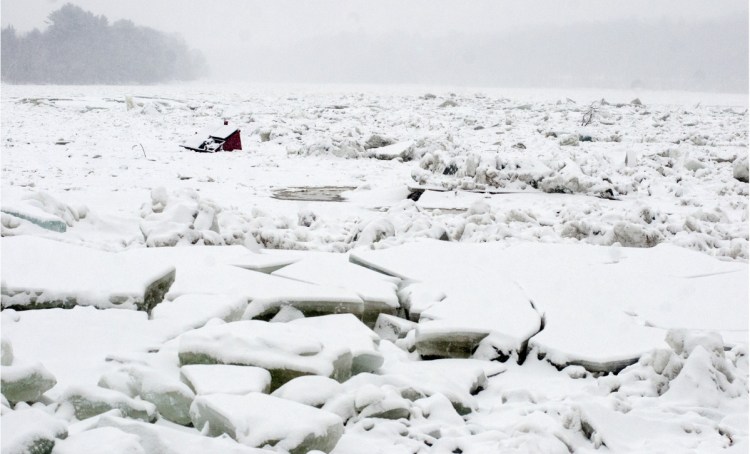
272;375;343;408
1;203;68;232
288;314;384;374
180;364;272;395
527;306;667;373
374;313;418;342
1;361;56;403
190;392;344;454
1;407;68;454
61;385;157;422
379;359;505;415
98;365;196;426
414;324;492;359
178;320;353;391
166;262;364;320
396;282;446;322
96;414;267;454
500;242;748;371
272;252;401;327
351;240;542;360
127;246;360;320
353;239;748;372
1;236;175;312
354;384;412;420
150;294;247;331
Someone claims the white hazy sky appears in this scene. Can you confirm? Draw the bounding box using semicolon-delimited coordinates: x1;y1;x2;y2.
2;0;748;90
3;1;746;44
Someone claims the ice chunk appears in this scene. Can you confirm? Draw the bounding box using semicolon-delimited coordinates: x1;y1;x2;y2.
181;364;271;395
136;381;193;425
288;314;384;374
379;359;505;415
61;385;157;422
98;365;196;425
374;314;417;342
1;237;175;311
272;252;400;326
367;140;413;160
1;191;84;233
558;134;579;146
2;336;14;366
1;203;68;232
414;324;492;359
96;414;266;454
1;407;67;454
396;282;445;322
413;393;466;430
190;393;344;453
363;134;396;149
52;427;145;454
178;320;352;391
1;361;57;403
150;294;246;331
355;217;396;247
272;376;343;408
354;384;411;420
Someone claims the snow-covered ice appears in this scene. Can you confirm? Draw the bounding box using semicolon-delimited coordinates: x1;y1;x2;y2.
177;319;354;390
1;407;67;454
1;361;57;403
353;239;747;370
190;392;344;453
272;252;401;326
1;236;175;311
1;84;747;453
180;364;272;395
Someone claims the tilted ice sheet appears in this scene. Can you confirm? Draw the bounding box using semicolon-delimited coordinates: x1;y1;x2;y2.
150;294;247;331
0;236;175;311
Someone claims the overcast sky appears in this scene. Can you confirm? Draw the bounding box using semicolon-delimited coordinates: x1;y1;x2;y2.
2;0;748;91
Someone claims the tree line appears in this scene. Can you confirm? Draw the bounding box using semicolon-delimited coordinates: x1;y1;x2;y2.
1;4;208;84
